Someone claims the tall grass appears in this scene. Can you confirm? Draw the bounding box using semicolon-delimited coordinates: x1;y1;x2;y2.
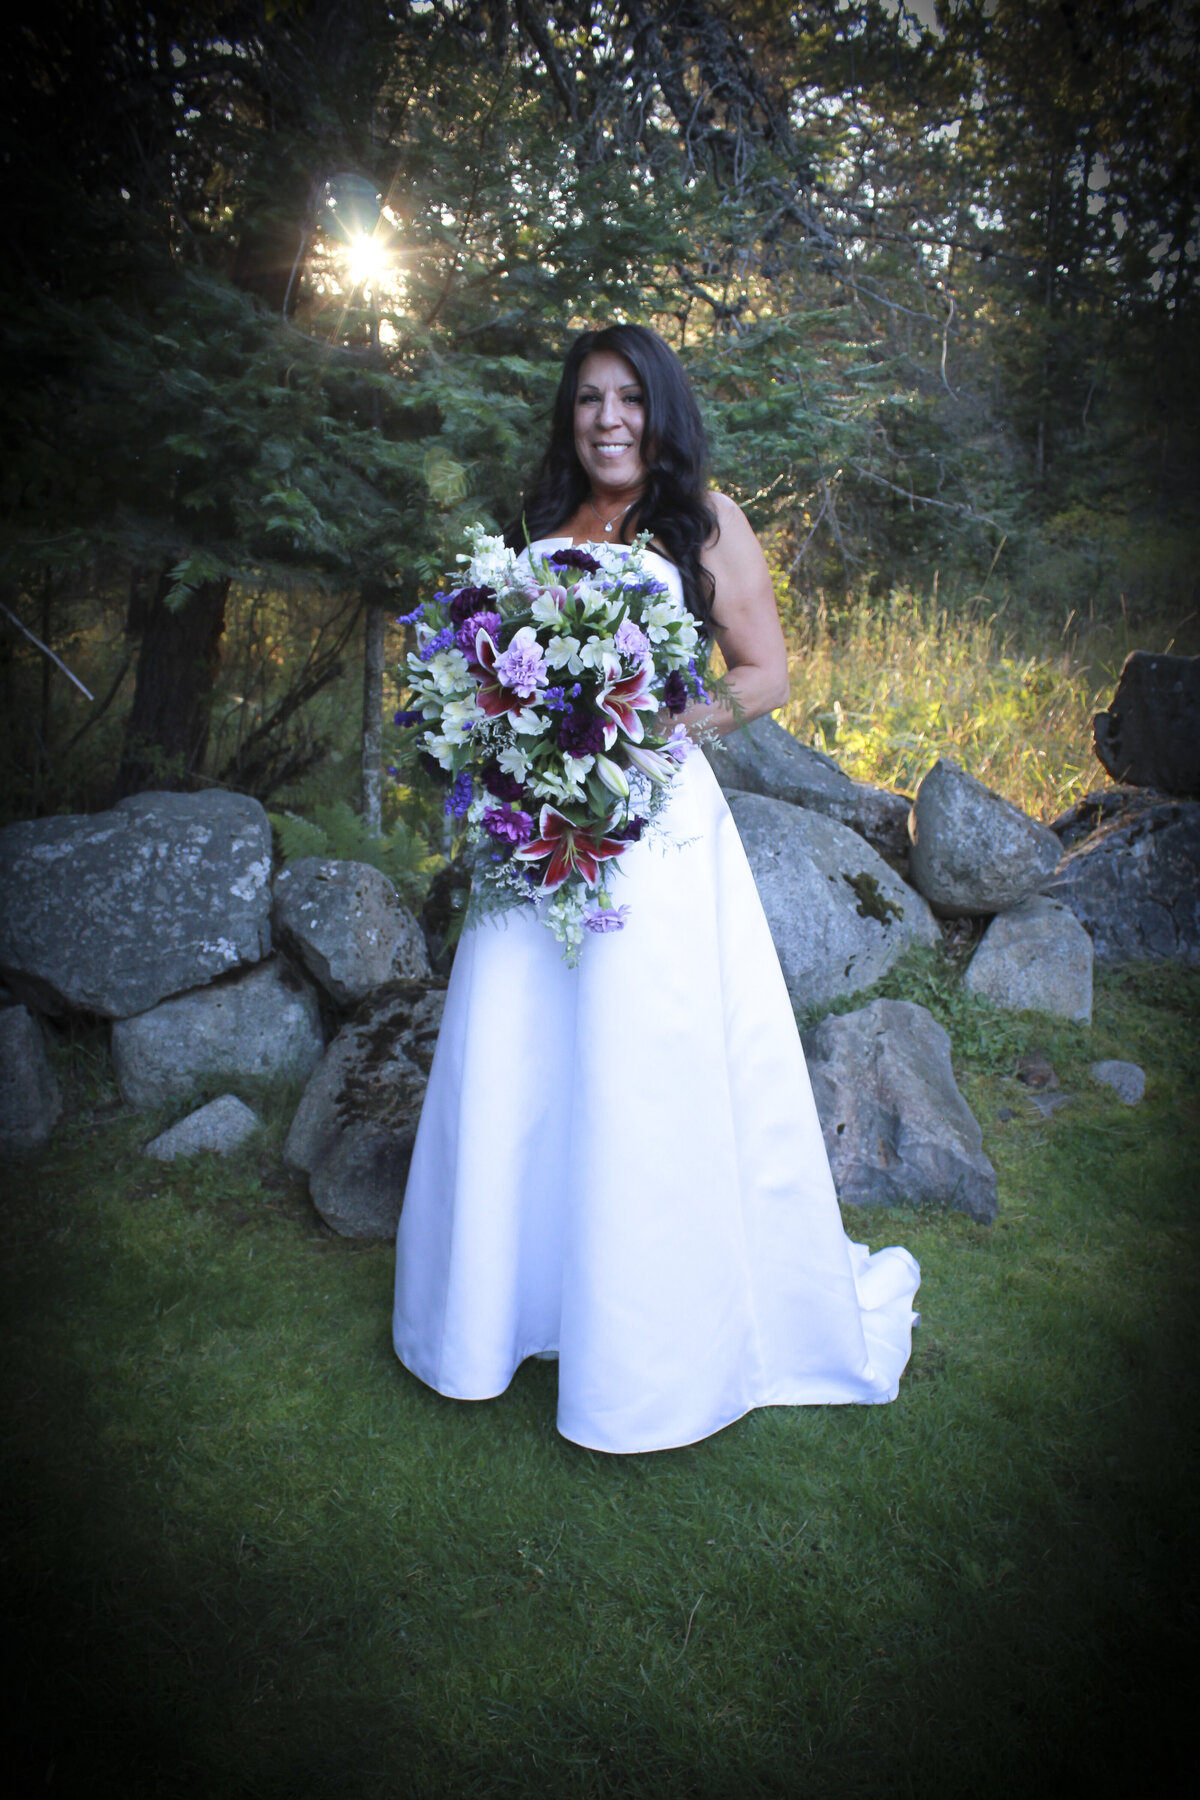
776;586;1196;819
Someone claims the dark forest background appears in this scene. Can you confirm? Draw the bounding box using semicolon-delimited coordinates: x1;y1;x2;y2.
2;0;1197;826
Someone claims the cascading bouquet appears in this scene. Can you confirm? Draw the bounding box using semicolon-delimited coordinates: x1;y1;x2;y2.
394;526;710;961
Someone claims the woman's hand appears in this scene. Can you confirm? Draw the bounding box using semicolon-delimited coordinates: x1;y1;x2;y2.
671;492;790;739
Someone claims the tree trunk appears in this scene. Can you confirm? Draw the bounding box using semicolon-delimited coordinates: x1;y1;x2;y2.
115;570;230;796
361;586;387;835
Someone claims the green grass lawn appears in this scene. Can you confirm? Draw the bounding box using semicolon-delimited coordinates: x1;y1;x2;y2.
2;961;1198;1800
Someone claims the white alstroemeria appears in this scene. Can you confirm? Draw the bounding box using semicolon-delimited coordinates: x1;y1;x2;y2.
440;696;482;745
643;600;683;642
561;753;595;788
422;732;455;772
497;743;531;781
422;646;472;695
545;634;584;674
509;706;548;736
466;795;488;825
575;635;616;672
530;589;567;625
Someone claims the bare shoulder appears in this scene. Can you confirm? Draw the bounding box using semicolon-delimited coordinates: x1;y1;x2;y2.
701;490;770;577
704;489;754;545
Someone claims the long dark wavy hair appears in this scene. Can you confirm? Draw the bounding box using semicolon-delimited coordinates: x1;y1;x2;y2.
504;324;718;629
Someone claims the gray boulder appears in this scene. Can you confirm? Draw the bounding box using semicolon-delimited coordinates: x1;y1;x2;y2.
1089;1061;1146;1106
706;715;912;859
802;999;998;1222
727;793;938;1011
1041;799;1200;965
144;1094;262;1161
0;791;272;1019
0;1005;62;1154
908;758;1061;915
285;981;446;1237
1093;651;1200;795
962;895;1094;1024
273;858;429;1006
111;956;323;1110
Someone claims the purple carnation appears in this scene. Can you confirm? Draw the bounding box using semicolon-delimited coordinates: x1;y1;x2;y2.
418;626;455;662
556;707;607;757
662;670;689;714
482;805;534;846
447;584;497;625
609;815;646;842
549;547;601;573
482;762;525;802
444;770;473;817
455;609;502;656
584;902;630;933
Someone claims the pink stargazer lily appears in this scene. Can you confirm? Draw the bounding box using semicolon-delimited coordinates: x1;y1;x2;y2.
473;630;528;719
514;806;628;892
596;661;658;749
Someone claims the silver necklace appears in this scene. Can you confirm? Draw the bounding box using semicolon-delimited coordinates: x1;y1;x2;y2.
586;494;638;535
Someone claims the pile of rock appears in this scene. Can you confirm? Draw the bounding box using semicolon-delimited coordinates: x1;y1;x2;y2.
3;647;1193;1236
0;793;441;1235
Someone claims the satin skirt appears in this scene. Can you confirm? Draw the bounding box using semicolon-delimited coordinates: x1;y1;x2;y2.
393;751;920;1453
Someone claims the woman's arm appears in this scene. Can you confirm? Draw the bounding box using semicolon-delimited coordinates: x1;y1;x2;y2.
672;491;790;739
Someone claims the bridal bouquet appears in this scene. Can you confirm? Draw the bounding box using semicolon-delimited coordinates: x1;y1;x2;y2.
394;525;709;960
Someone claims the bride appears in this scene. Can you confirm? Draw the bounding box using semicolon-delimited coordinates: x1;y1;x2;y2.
392;323;919;1454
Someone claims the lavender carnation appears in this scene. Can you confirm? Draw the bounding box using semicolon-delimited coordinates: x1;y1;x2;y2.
584;902;630;933
614;618;650;661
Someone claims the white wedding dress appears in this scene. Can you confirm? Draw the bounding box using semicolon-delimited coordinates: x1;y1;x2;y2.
392;540;919;1453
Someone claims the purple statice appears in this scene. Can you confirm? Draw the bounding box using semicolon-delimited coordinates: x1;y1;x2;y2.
482;762;525;802
662;670;689;714
548;547;601;574
614;618;651;661
455;609;502;657
542;685;568;712
446;584;497;625
556;706;607;757
494;629;549;698
395;602;425;625
393;707;425;727
417;626;455;662
583;902;630;933
609;814;647;842
688;657;709;702
482;805;534;846
569;682;583;698
444;770;473;817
